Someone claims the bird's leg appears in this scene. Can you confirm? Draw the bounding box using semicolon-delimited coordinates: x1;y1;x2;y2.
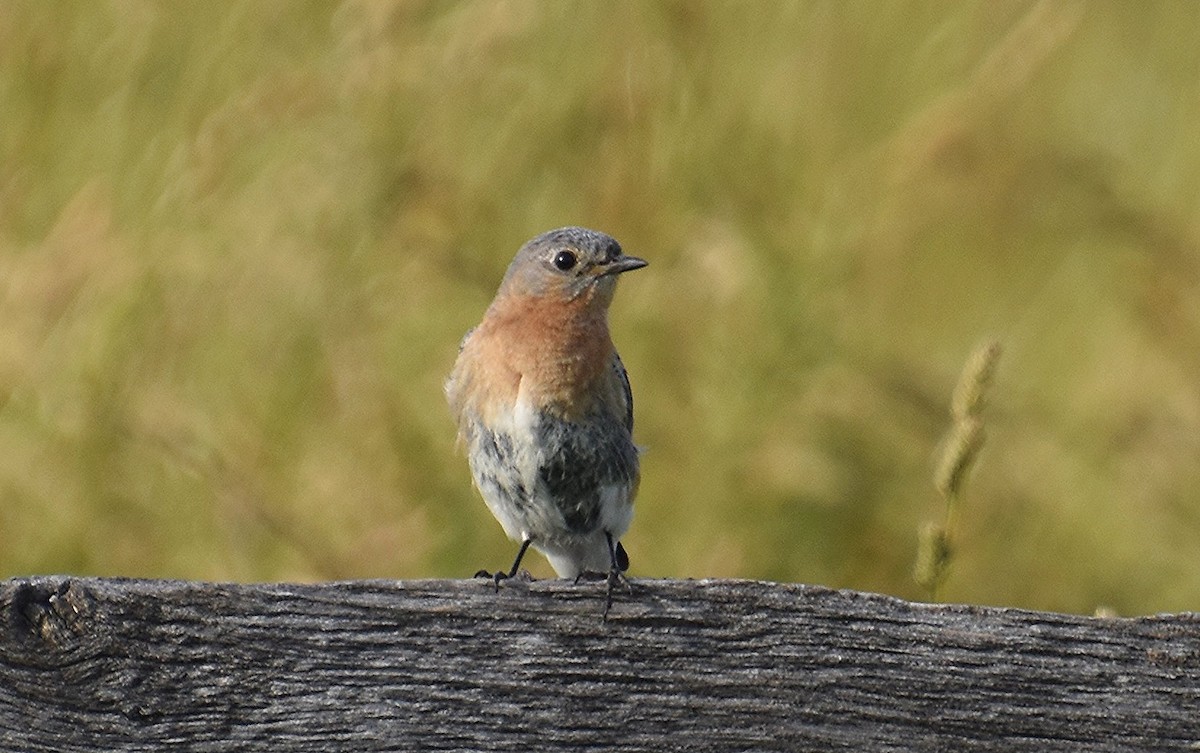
475;538;534;592
504;538;534;580
602;531;631;620
567;534;630;619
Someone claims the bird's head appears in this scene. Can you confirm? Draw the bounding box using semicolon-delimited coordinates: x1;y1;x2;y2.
498;227;647;304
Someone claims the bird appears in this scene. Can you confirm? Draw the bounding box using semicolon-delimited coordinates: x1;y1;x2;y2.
445;226;646;597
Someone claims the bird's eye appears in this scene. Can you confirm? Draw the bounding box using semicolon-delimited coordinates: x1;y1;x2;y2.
552;250;578;272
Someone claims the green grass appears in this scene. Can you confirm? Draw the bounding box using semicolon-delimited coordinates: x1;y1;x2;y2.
3;1;1199;615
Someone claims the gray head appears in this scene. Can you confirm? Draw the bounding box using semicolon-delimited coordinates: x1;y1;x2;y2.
499;227;647;300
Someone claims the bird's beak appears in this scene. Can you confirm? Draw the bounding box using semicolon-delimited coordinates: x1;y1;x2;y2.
599;255;648;276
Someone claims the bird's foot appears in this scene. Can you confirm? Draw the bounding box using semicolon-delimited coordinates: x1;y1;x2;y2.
605;567;634;620
474;568;533;592
574;568;632;621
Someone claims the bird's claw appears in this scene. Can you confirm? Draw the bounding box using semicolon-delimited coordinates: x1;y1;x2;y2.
603;568;634;621
473;569;506;592
572;565;632;621
475;568;533;592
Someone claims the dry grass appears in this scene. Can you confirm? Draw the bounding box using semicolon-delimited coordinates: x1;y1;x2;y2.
3;1;1200;614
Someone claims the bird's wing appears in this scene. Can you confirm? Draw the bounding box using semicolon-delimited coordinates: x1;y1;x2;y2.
612;351;634;433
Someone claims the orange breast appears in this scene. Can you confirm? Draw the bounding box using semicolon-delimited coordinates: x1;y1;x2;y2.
450;291;616;426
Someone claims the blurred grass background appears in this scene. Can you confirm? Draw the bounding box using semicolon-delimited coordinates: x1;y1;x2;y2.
3;0;1199;615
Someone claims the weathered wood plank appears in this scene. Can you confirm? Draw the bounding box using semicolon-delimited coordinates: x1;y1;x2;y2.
1;576;1197;752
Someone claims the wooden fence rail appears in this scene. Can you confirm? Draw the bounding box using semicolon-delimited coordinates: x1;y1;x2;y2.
1;576;1197;752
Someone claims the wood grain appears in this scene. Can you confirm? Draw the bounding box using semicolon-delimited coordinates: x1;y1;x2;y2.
2;576;1197;752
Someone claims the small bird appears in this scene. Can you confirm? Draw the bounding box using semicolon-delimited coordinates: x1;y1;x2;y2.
446;227;646;594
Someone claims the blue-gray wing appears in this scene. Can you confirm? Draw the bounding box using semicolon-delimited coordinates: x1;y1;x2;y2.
613;351;634;433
